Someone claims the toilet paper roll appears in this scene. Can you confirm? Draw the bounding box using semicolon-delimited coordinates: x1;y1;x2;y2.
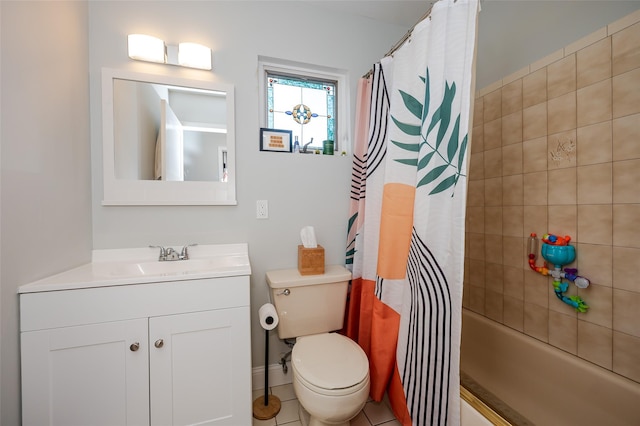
259;303;279;331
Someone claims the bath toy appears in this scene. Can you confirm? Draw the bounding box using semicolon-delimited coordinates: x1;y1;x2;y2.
528;233;589;312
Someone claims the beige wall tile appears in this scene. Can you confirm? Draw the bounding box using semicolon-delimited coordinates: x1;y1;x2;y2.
471;125;484;154
523;102;547;141
485;290;504;323
484;89;502;123
524;206;548;237
523;136;548;173
577;37;612;89
548;130;577;169
577;79;612;127
502;111;523;146
502;79;523;116
485;234;503;264
484;206;502;235
608;8;640;35
613;331;640;383
579;283;613;328
469;285;485;315
467;180;484;207
578;320;613;369
567;27;607;56
613;289;640;337
613;159;640;203
502;143;523;176
612;22;640;76
613;113;640;161
613;204;640;248
463;282;471;308
577;163;613;205
466;206;484;234
523;67;547;108
578;204;613;245
549;311;578;354
479;80;503;98
467;232;485;260
548;92;577;134
525;269;549;308
469;258;486;288
548;55;577;99
473;97;484;128
484;147;502;179
531;48;564;73
613;246;640;292
524;171;548;206
577;243;612;287
548;205;577;237
503;174;523;206
613;68;640;118
469;153;484;181
503;296;524;331
485;262;504;294
524;303;549;342
503;206;524;238
484;177;503;207
503;236;524;269
548;167;577;205
577;121;613;166
483;118;502;151
503;66;530;86
504;266;524;300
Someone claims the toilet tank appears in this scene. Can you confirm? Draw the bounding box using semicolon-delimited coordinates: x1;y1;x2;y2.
266;265;352;339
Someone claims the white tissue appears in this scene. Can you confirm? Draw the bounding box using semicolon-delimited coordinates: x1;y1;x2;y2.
300;226;318;248
258;303;279;331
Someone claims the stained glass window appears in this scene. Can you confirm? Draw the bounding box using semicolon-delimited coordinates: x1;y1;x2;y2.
266;72;336;152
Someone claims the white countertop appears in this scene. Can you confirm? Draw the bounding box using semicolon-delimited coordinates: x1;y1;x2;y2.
18;243;251;294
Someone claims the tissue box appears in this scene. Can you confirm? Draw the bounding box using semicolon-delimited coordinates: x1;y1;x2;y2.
298;245;325;275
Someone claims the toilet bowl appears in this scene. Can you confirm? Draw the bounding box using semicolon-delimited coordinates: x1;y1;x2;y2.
265;266;371;426
291;333;370;426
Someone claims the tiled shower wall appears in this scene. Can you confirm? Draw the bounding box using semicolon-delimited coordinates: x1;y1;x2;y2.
463;10;640;384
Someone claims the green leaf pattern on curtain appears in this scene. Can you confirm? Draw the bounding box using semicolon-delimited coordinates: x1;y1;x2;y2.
391;68;468;196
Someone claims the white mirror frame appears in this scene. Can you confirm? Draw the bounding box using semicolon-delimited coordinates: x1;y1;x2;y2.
101;68;237;206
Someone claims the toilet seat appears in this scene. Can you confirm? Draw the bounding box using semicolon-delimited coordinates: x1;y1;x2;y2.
292;333;369;396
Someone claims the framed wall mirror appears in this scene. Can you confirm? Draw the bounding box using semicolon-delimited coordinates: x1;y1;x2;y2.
102;68;236;205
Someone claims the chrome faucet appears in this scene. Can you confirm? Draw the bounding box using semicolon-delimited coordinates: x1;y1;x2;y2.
179;244;197;260
150;244;197;261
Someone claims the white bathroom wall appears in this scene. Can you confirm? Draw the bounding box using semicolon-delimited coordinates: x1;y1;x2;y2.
87;1;411;373
0;2;92;424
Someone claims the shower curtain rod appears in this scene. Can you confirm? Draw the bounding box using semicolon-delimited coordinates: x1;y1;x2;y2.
362;0;453;78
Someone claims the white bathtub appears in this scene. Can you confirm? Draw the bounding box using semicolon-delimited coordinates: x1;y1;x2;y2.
461;309;640;425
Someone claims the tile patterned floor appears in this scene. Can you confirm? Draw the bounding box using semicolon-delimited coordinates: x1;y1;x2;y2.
252;384;401;426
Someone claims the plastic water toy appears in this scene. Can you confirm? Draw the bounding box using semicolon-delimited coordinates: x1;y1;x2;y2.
528;233;589;312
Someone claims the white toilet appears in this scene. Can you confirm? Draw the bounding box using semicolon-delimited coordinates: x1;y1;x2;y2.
266;265;370;426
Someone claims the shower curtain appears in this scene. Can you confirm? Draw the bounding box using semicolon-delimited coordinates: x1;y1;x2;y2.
345;1;478;425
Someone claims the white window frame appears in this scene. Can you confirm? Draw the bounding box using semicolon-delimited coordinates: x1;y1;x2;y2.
258;56;350;154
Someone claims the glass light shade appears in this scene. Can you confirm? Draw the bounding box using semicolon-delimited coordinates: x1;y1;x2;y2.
128;34;166;64
178;42;212;70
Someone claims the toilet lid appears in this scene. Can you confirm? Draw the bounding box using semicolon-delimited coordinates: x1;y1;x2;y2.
292;333;369;390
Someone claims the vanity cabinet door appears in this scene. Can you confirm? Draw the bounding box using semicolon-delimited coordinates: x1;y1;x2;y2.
21;318;149;426
149;307;252;426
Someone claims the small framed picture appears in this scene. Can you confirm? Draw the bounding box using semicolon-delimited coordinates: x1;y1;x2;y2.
260;128;292;153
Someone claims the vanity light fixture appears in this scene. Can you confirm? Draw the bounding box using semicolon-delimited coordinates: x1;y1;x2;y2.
127;34;212;71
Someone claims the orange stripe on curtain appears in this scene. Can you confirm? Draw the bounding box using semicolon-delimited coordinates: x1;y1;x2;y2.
369;297;400;400
388;365;412;426
377;183;415;279
345;277;375;356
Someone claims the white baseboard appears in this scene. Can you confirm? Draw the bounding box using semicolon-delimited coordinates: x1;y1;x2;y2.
252;363;293;390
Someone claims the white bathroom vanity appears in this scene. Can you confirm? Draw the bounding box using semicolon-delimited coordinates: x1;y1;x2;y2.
19;244;252;426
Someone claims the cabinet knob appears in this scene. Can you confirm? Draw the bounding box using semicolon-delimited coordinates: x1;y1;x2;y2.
129;342;140;352
154;339;164;348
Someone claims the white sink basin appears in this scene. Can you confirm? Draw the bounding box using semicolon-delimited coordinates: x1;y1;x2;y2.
92;255;248;278
18;243;251;293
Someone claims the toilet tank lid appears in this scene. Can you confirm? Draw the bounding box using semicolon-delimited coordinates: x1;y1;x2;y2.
266;265;351;289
